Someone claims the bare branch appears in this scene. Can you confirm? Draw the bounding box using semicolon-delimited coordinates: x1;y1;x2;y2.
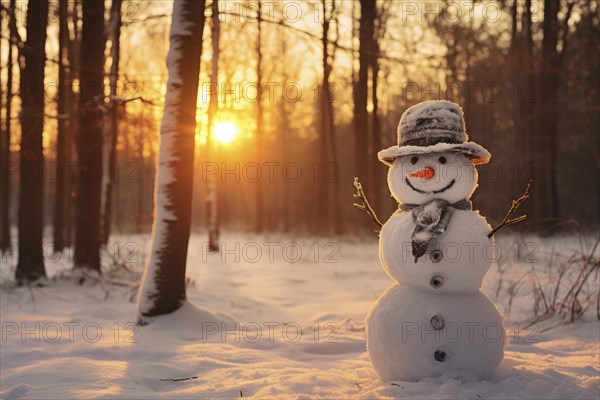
488;179;532;238
353;178;383;232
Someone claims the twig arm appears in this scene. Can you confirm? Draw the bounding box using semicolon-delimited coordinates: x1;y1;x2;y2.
488;179;532;238
353;178;383;231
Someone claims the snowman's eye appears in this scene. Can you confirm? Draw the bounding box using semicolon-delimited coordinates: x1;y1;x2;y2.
439;157;447;164
410;157;418;165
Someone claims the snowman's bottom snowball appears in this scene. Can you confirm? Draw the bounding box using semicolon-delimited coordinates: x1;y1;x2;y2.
366;284;505;382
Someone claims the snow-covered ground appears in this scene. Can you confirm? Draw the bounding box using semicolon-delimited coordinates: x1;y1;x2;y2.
1;233;598;399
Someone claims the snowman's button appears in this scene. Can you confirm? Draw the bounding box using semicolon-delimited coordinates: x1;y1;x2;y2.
434;350;447;362
430;315;444;330
430;275;444;289
430;250;443;263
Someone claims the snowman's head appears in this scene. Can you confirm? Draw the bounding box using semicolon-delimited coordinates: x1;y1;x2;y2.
388;151;478;205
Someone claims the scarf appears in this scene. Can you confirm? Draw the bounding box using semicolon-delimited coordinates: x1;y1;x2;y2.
399;199;472;262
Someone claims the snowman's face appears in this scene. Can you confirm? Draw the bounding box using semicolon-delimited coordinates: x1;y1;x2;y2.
388;152;477;205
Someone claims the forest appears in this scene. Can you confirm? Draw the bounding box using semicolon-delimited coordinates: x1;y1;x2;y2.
0;1;599;399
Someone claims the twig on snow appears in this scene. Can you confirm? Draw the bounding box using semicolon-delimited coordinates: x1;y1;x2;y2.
159;376;198;382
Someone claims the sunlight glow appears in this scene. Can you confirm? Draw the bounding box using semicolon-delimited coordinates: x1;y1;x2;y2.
213;122;238;144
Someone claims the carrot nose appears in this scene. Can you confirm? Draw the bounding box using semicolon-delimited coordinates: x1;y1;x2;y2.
408;166;435;179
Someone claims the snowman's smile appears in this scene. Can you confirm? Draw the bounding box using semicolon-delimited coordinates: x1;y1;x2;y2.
405;177;456;194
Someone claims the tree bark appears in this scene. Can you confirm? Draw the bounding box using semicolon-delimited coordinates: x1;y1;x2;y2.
15;0;49;283
101;0;122;245
137;0;207;321
73;0;105;271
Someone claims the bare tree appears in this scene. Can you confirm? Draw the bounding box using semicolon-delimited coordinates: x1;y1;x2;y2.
354;0;375;210
277;28;291;233
319;0;342;234
15;0;49;283
536;0;575;222
53;0;70;253
206;0;221;252
1;0;16;253
137;0;207;322
66;0;82;245
100;0;123;245
73;0;106;271
370;0;386;219
254;0;265;233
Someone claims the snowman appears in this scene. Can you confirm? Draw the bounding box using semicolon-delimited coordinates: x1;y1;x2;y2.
359;101;509;382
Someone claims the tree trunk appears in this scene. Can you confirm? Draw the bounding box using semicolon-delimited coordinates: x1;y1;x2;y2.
354;0;375;211
254;1;264;233
53;0;69;253
1;0;16;253
137;0;207;321
101;0;122;245
320;0;342;235
66;0;82;247
0;1;3;250
206;0;220;252
15;0;49;283
137;116;145;232
521;0;536;198
537;0;560;221
318;0;331;233
73;0;105;271
370;7;382;225
509;0;525;195
278;32;290;233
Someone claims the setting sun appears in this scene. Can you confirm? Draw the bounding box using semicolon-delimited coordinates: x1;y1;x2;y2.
213;121;238;144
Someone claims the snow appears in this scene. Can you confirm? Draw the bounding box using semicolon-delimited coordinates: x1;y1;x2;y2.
1;233;599;399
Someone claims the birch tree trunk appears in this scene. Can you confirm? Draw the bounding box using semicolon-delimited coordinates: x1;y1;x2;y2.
137;0;207;322
15;0;49;283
